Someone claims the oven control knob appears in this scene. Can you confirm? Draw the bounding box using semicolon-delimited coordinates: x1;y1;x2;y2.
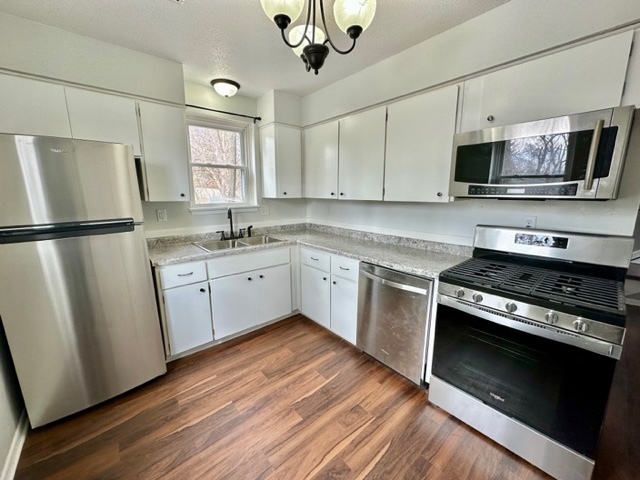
545;312;559;324
455;288;465;298
505;302;517;313
573;319;589;332
472;293;483;303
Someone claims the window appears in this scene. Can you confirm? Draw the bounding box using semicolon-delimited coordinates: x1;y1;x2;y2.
187;118;256;208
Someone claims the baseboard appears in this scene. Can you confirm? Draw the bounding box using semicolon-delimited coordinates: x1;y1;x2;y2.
1;410;28;480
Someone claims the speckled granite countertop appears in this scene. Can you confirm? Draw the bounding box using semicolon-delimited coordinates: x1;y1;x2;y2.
148;225;472;279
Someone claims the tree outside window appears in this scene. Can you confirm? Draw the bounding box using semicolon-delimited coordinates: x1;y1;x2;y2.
188;123;247;205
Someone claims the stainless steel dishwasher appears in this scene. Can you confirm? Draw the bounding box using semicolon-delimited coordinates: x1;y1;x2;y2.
357;263;433;385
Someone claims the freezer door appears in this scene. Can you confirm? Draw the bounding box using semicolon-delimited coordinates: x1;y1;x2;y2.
0;226;166;427
0;134;143;226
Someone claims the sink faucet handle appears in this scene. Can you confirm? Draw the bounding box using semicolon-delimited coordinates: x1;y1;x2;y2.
239;228;246;238
247;225;253;238
216;230;226;241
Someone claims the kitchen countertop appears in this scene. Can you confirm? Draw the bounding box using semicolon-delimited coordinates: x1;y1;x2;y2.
148;229;471;279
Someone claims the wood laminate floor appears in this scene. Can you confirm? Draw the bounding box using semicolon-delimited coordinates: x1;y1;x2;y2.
15;315;550;480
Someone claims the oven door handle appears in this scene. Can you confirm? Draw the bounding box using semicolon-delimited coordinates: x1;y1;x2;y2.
437;294;622;359
583;118;604;191
360;270;428;296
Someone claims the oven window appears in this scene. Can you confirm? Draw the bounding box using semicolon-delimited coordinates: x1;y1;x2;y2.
432;304;616;458
454;127;618;185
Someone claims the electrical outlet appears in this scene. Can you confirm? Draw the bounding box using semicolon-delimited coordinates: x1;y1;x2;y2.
259;205;270;216
156;209;168;222
524;215;537;228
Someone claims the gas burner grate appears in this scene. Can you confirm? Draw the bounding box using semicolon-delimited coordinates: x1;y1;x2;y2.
443;258;625;314
532;272;624;311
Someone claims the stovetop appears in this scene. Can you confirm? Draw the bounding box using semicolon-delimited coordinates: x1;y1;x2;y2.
440;257;626;327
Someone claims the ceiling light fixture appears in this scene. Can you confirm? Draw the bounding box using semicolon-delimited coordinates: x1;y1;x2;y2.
260;0;376;75
210;79;241;97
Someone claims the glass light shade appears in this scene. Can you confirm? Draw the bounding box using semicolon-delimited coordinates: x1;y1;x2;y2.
211;79;240;97
288;25;326;57
333;0;376;33
260;0;304;22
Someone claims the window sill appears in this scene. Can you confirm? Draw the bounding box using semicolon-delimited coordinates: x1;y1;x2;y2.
189;204;260;215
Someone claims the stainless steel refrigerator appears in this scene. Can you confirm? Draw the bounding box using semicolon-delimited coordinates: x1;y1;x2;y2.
0;134;166;428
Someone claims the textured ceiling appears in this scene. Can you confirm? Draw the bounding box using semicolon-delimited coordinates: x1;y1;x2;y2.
0;0;510;98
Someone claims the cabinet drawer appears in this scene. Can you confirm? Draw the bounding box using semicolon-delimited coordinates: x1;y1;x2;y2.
159;261;207;289
207;247;290;279
331;255;359;282
301;248;330;272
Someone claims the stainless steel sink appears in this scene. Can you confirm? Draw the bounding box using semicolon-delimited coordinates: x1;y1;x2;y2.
195;239;243;252
195;236;283;252
238;235;283;246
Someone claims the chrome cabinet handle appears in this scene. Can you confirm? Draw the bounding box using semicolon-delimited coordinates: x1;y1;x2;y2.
311;257;319;261
584;119;604;191
339;266;349;271
177;272;194;277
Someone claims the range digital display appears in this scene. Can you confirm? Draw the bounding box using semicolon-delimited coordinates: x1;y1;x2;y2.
514;233;568;249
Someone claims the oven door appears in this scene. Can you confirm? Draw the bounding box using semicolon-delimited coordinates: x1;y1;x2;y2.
449;106;634;200
432;302;616;459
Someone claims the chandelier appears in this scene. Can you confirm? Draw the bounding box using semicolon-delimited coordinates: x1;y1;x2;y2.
260;0;376;75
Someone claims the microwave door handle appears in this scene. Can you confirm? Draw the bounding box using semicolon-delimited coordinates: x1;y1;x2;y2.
584;119;605;191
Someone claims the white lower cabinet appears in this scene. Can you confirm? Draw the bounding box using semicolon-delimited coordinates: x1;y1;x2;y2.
300;248;359;344
157;248;293;358
209;273;258;339
208;248;293;340
301;264;331;328
330;276;358;345
163;280;213;356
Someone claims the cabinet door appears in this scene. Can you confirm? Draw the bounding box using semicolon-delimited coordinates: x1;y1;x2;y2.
330;276;358;345
303;121;339;199
0;74;71;137
261;124;302;198
300;264;331;329
137;101;190;202
210;274;257;339
256;264;292;324
164;282;213;355
65;88;141;155
338;106;386;201
385;86;458;203
460;31;633;132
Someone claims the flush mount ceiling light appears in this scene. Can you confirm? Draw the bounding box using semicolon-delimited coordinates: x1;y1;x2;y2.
260;0;376;75
210;79;241;97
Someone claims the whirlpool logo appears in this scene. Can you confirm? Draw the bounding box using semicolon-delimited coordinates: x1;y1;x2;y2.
490;392;506;403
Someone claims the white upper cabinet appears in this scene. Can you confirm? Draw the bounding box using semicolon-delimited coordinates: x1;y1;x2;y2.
65;88;141;155
261;123;302;198
338;106;386;201
0;74;71;138
137;101;190;202
303;120;339;199
385;85;459;203
460;31;633;132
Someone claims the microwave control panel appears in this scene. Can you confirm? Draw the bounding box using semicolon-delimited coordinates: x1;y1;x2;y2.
467;184;578;197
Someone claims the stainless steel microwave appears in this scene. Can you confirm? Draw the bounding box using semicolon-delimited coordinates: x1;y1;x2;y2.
449;106;635;200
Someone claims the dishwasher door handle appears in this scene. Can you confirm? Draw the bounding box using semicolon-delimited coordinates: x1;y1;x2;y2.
360;270;428;296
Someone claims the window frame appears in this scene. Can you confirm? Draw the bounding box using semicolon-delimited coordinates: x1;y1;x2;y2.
186;114;258;213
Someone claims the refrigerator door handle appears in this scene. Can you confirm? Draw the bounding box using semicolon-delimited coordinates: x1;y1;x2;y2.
0;218;135;244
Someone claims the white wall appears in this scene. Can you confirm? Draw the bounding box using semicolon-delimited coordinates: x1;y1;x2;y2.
303;0;640;246
302;0;640;126
0;12;184;104
0;325;23;477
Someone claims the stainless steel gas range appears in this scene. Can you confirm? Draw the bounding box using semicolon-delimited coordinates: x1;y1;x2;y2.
429;225;633;480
